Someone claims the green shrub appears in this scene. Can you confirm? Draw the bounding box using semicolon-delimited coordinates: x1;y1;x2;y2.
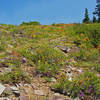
44;77;52;82
94;64;100;72
20;21;40;26
89;30;100;47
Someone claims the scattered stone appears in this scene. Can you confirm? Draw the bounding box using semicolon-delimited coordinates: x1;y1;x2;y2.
0;59;5;62
10;86;19;91
96;94;100;100
10;86;20;97
54;93;60;96
0;97;11;100
19;96;27;100
0;84;6;95
74;97;80;100
13;91;20;97
36;32;40;35
8;44;13;48
4;68;12;72
77;69;82;73
67;92;70;96
59;46;71;53
66;65;72;69
54;96;67;100
15;83;20;87
68;77;72;81
66;72;72;77
51;78;57;82
34;90;44;96
6;50;12;54
31;83;38;89
0;63;8;68
71;67;76;71
22;58;27;63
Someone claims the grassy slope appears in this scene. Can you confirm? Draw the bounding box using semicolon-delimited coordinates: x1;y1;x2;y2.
0;23;100;99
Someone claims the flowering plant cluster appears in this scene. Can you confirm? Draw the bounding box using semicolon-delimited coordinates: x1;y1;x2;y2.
52;71;100;100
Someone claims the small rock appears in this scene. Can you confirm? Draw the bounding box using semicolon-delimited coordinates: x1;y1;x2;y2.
71;67;76;71
10;86;20;97
74;97;80;100
10;86;19;91
96;94;100;100
54;96;66;100
34;90;44;96
31;83;38;89
54;93;60;96
0;97;11;100
36;32;40;35
67;92;70;96
51;78;57;82
6;50;12;54
59;46;71;53
66;72;72;77
66;65;72;69
68;77;72;81
0;63;8;68
77;69;82;73
4;68;12;72
0;84;6;95
15;83;20;87
20;96;27;100
22;58;27;63
8;44;13;48
13;90;20;96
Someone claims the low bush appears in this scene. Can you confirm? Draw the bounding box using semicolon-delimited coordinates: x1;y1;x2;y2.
20;21;40;26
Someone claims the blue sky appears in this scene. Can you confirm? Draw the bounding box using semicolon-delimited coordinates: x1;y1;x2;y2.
0;0;96;25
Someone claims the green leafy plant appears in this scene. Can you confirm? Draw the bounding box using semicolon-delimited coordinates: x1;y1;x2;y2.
94;64;100;72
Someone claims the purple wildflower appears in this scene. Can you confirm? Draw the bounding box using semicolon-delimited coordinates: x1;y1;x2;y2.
80;92;84;97
20;96;27;100
96;73;100;77
94;90;96;94
0;31;2;34
88;88;92;93
5;57;9;60
22;58;27;63
89;96;92;99
46;72;52;77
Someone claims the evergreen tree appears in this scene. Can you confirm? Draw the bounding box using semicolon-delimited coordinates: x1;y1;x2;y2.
93;16;97;23
93;0;100;22
83;8;90;23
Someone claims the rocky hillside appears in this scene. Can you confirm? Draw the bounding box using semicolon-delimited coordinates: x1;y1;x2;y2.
0;23;100;100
